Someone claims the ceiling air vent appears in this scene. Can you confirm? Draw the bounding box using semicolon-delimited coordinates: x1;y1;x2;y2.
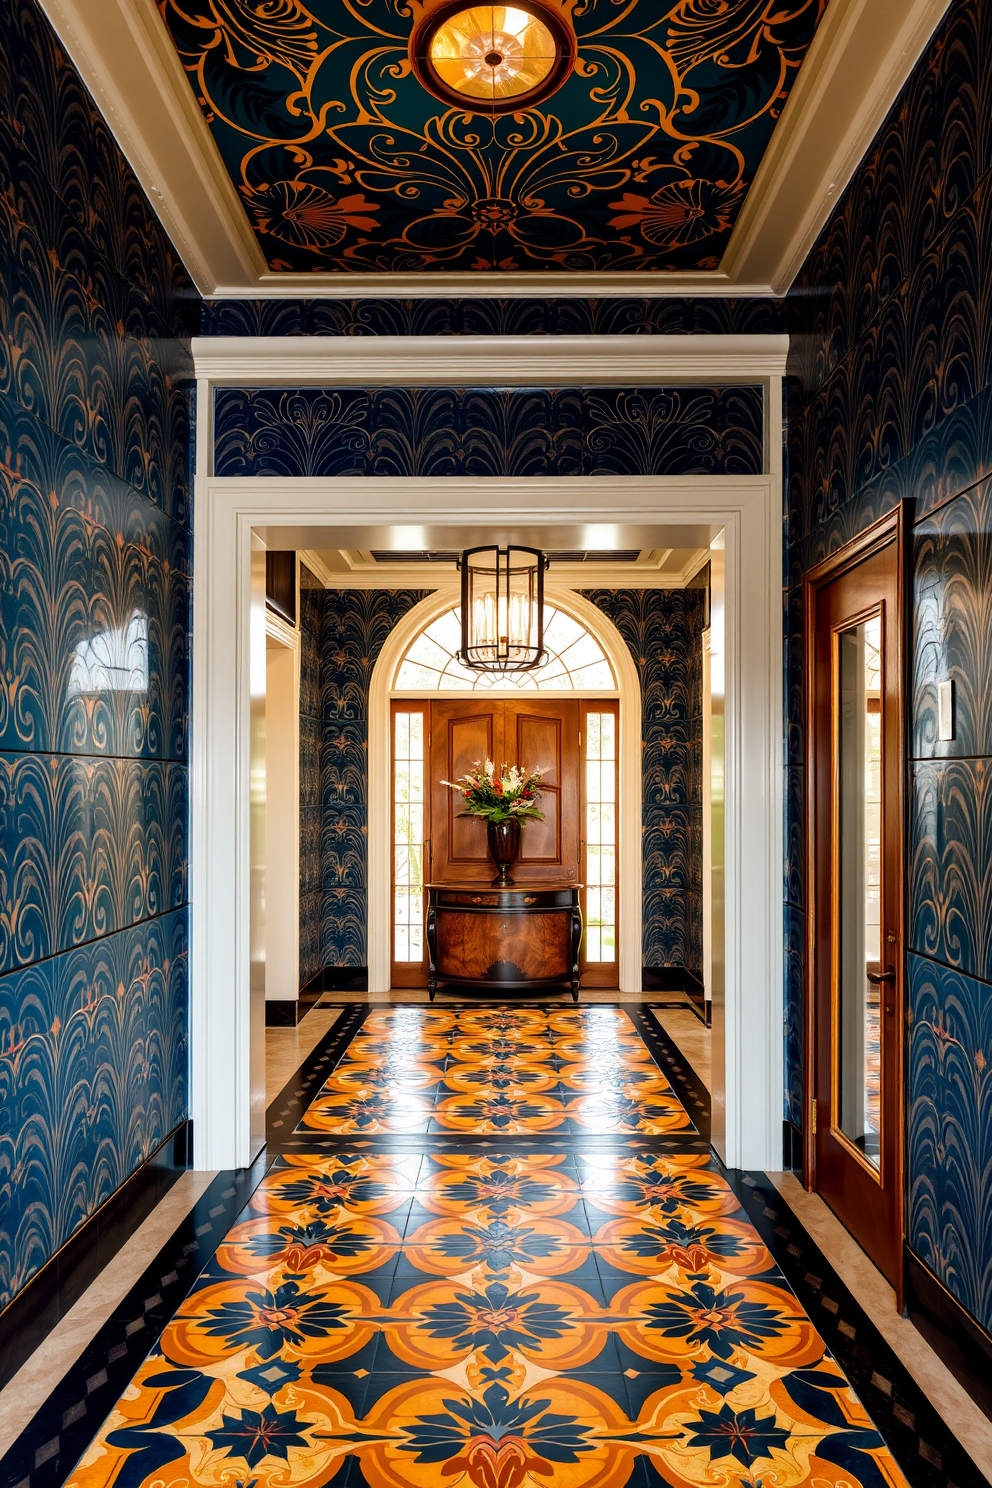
370;550;461;563
548;550;641;563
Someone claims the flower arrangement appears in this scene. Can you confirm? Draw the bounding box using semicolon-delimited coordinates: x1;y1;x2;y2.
441;759;546;824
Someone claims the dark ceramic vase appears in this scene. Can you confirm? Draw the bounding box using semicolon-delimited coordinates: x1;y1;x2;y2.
487;818;521;886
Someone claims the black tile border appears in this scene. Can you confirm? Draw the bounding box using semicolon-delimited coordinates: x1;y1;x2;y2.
0;1151;274;1488
726;1171;988;1488
0;1123;190;1397
637;1004;711;1141
265;1002;370;1143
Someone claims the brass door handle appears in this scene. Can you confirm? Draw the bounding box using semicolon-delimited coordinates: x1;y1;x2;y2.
867;969;895;984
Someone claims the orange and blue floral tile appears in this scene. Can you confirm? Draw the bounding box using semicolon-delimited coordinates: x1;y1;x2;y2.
67;1146;909;1486
298;1007;693;1136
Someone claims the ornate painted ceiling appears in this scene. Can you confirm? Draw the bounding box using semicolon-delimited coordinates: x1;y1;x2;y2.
160;0;828;276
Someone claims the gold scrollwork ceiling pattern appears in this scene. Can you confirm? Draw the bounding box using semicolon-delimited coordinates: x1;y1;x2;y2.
159;0;827;274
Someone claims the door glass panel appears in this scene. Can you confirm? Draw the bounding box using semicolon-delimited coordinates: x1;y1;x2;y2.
835;615;882;1167
394;711;425;963
585;712;616;962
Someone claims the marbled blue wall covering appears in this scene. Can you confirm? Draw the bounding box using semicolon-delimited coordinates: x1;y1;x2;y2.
786;0;992;1333
0;0;197;1310
582;589;704;971
298;565;324;990
214;387;763;480
200;298;784;338
318;590;433;967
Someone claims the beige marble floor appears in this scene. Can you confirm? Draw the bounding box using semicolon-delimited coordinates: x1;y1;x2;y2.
653;1005;712;1090
769;1172;992;1475
0;1169;218;1459
266;1006;340;1104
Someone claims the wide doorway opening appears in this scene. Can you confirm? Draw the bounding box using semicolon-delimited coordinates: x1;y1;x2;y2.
192;487;783;1173
389;600;622;992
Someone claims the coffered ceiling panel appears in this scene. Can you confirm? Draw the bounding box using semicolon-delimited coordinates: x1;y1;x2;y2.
158;0;827;276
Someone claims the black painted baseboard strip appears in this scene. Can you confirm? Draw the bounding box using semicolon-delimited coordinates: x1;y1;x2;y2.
300;964;369;998
905;1248;992;1423
265;998;304;1026
0;1122;191;1396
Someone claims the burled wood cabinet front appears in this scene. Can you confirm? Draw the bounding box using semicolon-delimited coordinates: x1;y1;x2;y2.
426;884;582;1001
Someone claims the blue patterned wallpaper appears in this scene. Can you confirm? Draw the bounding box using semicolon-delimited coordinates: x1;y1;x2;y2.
298;565;324;990
200;298;785;338
310;591;432;968
301;586;701;974
0;0;196;1310
214;387;763;480
786;0;992;1332
582;589;704;971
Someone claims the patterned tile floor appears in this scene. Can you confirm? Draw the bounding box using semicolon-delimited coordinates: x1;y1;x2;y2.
298;1006;693;1136
58;1006;914;1488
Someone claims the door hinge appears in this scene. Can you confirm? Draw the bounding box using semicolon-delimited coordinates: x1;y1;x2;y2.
810;1103;818;1135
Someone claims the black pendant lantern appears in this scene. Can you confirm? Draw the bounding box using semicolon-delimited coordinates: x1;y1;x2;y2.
458;546;549;672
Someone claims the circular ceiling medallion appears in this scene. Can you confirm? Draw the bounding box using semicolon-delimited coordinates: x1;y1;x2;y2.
411;2;575;114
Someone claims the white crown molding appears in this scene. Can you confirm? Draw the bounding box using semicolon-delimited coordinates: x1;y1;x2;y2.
35;0;264;291
297;549;338;589
725;0;955;293
37;0;948;298
192;334;789;386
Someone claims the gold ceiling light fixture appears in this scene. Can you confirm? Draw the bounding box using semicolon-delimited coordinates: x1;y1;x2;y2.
411;1;575;114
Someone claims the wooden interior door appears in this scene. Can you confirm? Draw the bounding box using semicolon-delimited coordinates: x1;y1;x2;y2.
808;516;904;1288
429;699;579;886
429;700;502;884
505;699;580;883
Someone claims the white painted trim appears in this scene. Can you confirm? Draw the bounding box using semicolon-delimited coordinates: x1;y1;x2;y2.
366;589;640;999
191;470;783;1172
263;613;302;1003
38;0;947;297
193;335;788;387
292;558;710;592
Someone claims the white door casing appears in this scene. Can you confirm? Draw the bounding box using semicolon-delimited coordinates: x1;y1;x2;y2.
190;335;786;1172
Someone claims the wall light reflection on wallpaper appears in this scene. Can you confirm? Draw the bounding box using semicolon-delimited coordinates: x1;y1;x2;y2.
66;613;150;697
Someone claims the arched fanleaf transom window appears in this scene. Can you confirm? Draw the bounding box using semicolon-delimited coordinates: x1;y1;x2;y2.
394;605;616;690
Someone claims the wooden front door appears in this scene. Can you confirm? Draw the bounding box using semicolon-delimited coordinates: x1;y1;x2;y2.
807;514;905;1289
429;699;580;886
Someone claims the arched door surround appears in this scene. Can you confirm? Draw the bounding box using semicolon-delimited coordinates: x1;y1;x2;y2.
367;588;638;995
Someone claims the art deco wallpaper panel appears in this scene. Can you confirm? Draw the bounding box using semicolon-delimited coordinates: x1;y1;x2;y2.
298;566;325;991
200;297;786;339
786;0;992;1339
0;0;196;1310
318;590;433;968
213;386;763;480
582;589;704;973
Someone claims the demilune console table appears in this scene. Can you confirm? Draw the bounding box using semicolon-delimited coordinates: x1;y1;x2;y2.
426;882;583;1001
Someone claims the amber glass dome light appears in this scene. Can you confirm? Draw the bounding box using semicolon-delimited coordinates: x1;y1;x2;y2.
412;1;575;114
